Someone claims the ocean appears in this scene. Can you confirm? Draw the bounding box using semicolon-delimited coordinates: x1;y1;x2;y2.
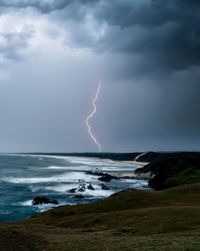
0;154;148;223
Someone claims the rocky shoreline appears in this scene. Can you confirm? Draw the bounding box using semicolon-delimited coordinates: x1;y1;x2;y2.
31;168;149;206
1;152;200;250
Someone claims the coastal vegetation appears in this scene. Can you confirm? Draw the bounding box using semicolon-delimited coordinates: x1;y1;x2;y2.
136;152;200;190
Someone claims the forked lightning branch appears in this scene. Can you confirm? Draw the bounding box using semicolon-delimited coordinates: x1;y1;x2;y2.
86;82;102;152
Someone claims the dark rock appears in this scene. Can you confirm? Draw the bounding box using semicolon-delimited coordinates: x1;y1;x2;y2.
32;196;59;205
87;183;95;190
86;171;119;182
101;183;110;190
77;184;86;192
120;176;135;180
78;179;86;183
74;194;84;199
68;188;77;193
85;171;104;176
98;173;119;182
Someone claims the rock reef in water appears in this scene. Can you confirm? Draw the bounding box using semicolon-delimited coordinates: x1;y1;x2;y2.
98;173;119;182
87;183;95;190
101;183;110;190
74;194;84;199
32;196;59;205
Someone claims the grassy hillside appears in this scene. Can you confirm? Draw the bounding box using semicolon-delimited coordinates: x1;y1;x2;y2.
1;184;200;250
2;152;200;250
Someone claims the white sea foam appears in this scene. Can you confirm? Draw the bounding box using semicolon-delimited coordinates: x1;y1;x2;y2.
21;200;75;211
135;152;147;161
67;158;115;166
2;172;95;184
102;166;137;172
0;154;79;165
130;180;148;189
66;158;138;169
10;154;134;167
44;183;114;197
45;165;69;170
44;165;137;173
21;200;33;206
29;185;44;192
45;165;91;171
21;200;60;213
82;188;114;197
2;153;140;170
44;184;77;192
0;154;150;223
35;203;73;213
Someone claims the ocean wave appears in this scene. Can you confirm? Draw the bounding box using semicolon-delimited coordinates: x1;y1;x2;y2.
20;200;62;213
66;157;135;167
2;153;139;170
21;199;75;209
1;172;95;184
21;200;33;206
0;210;11;215
44;165;91;171
6;154;135;167
44;163;137;173
44;165;136;174
45;183;114;197
130;180;148;188
0;154;149;223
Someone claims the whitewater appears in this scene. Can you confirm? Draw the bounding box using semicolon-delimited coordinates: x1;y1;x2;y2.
0;154;148;222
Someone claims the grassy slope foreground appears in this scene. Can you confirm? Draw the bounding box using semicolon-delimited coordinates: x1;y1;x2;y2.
1;152;200;250
1;184;200;250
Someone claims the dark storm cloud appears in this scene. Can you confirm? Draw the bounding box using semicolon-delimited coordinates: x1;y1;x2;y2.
91;0;200;73
0;0;199;152
0;0;99;13
1;0;200;73
31;0;200;74
0;26;34;60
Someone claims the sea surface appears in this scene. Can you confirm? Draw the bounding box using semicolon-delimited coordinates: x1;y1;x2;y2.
0;154;148;223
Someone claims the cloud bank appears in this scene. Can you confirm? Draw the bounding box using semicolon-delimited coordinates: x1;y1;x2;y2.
0;0;199;152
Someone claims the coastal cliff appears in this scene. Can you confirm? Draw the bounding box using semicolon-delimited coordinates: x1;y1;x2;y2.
136;152;200;190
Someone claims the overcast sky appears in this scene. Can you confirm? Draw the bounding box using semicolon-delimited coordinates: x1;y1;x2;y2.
0;0;200;152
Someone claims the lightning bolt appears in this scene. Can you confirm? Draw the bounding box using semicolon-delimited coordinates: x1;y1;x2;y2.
86;81;102;152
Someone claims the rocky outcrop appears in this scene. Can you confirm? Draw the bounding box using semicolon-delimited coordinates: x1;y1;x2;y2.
74;194;84;199
68;183;95;194
77;184;86;192
86;171;120;182
86;171;104;176
32;196;59;205
87;183;95;190
68;188;77;193
101;183;110;190
135;152;200;190
98;173;119;182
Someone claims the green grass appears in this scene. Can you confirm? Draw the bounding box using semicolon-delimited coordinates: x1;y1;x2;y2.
1;183;200;250
3;151;200;250
135;152;200;190
165;170;200;187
